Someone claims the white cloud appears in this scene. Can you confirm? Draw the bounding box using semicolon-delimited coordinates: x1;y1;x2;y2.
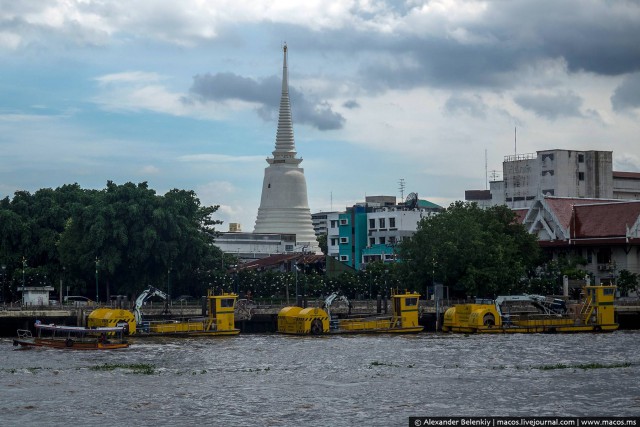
178;154;265;163
195;180;259;232
95;71;165;85
140;165;160;175
0;31;21;50
3;0;640;229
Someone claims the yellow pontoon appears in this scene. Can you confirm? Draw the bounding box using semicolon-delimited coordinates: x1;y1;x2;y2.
277;290;424;335
442;285;618;333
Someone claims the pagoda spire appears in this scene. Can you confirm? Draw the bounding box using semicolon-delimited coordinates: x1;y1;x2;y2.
254;44;319;253
273;43;296;157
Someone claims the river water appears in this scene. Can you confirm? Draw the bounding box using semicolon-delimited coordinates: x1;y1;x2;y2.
1;331;639;427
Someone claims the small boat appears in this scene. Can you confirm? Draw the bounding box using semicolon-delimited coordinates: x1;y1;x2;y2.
442;285;619;334
13;322;130;350
277;290;424;335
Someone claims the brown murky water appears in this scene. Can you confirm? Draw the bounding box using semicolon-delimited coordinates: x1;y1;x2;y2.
1;332;639;426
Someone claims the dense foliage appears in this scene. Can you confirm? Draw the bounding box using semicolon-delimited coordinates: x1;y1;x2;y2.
4;183;609;304
397;201;541;298
232;260;403;302
617;269;639;296
0;182;225;301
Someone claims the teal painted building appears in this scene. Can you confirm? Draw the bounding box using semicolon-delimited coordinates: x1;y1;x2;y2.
338;205;369;270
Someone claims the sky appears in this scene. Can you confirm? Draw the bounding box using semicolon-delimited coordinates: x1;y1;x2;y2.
1;1;640;232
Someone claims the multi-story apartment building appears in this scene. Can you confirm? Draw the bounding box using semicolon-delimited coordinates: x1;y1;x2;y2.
322;195;442;270
311;211;340;237
467;149;640;208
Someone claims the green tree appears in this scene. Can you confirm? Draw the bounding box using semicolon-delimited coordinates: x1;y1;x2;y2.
317;234;328;255
56;181;224;298
527;254;588;295
397;201;540;298
617;269;639;296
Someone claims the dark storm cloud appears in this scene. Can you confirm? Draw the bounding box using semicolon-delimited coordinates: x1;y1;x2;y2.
611;73;640;112
324;1;640;92
343;100;360;109
188;72;344;130
514;91;584;120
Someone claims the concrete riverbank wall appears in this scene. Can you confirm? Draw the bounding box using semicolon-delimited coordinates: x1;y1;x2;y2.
2;300;639;337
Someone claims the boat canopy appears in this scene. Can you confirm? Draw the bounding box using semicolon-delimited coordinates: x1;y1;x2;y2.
35;323;126;333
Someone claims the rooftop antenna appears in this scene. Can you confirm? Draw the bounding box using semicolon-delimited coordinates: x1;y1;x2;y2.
485;149;488;190
398;178;406;201
514;126;517;157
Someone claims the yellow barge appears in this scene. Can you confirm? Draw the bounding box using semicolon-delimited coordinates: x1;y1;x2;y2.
277;290;424;335
88;289;240;337
442;285;618;334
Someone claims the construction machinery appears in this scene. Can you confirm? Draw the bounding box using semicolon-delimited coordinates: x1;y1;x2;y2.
442;285;618;333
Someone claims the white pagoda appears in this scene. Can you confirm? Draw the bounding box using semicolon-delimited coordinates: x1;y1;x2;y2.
253;44;319;253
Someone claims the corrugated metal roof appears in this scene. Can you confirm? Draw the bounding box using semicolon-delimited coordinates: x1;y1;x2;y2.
613;171;640;180
417;199;442;209
544;197;616;230
234;253;325;271
574;201;640;238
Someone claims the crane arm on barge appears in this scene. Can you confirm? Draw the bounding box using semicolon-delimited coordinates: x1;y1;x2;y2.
133;286;170;325
322;292;351;320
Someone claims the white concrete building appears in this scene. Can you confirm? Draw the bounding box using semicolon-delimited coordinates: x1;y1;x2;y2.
503;150;613;208
215;232;298;260
467;149;640;208
325;211;342;259
19;285;55;306
311;211;339;237
253;44;319;253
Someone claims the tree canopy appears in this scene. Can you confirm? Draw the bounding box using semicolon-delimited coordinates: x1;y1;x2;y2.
0;182;225;301
397;201;541;298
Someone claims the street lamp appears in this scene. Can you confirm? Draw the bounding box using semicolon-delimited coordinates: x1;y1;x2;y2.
1;264;5;303
22;257;26;289
295;260;298;300
95;256;99;304
59;266;65;304
167;266;172;302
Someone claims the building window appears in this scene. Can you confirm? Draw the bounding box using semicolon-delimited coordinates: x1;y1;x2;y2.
379;237;386;245
596;248;611;265
330;238;337;246
340;255;349;262
389;217;396;228
330;220;338;228
578;153;584;163
578;172;585;181
389;236;396;245
369;237;375;246
369;218;375;229
379;218;386;228
285;245;293;251
340;219;348;225
340;237;349;244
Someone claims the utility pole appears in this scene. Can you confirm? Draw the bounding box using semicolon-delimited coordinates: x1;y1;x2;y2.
95;256;99;304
